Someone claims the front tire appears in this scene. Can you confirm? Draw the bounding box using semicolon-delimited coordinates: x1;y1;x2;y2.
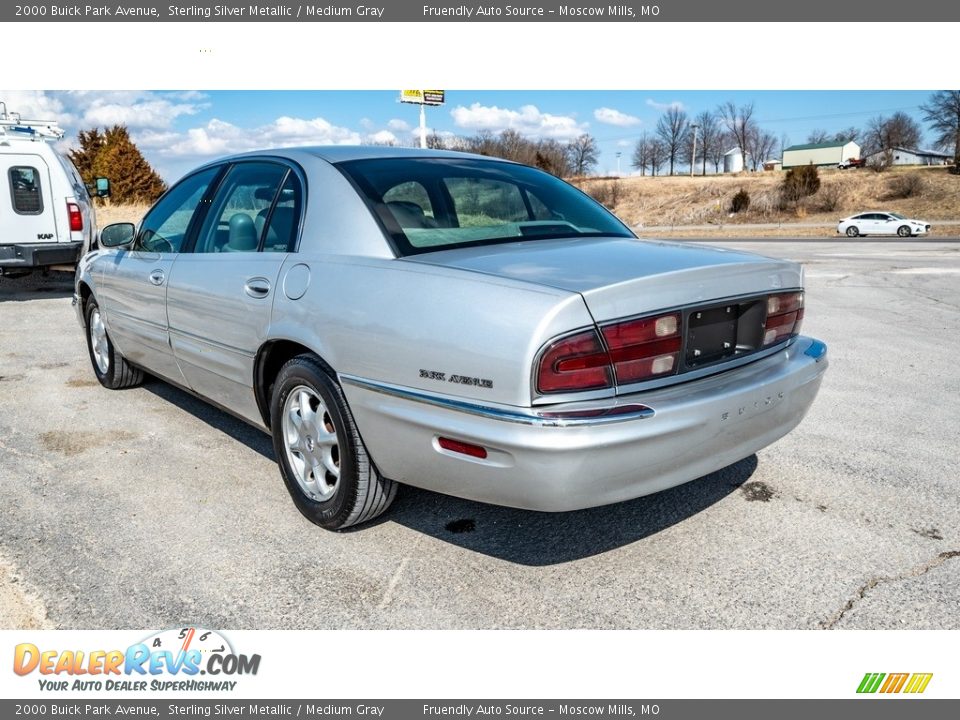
846;226;860;237
84;298;144;390
270;354;396;530
897;225;912;238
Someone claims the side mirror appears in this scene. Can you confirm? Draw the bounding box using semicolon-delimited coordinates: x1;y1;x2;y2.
95;177;111;198
99;222;136;248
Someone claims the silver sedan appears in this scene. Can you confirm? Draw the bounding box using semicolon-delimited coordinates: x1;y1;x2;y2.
75;147;827;530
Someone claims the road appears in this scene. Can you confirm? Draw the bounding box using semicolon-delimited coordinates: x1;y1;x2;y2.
0;240;958;630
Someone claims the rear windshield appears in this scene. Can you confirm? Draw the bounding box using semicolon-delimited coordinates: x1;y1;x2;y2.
338;157;634;256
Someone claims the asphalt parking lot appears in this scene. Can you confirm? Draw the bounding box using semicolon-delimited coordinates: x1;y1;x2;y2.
1;239;958;630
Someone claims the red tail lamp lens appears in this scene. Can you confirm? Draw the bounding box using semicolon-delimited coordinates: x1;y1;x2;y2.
67;202;83;232
763;292;804;346
536;329;613;393
602;312;682;384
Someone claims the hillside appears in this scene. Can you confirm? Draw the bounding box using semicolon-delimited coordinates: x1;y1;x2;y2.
576;165;960;232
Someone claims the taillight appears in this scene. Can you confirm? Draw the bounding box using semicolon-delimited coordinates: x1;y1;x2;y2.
536;329;613;393
67;202;83;232
602;312;682;384
763;292;804;346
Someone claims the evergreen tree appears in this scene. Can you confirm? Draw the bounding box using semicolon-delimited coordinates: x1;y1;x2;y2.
70;125;166;204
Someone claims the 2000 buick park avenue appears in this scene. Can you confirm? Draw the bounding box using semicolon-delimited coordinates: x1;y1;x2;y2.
74;147;827;529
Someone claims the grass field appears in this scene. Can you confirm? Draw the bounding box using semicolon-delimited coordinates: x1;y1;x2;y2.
576;165;960;230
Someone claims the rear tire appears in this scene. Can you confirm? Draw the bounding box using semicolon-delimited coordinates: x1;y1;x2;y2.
897;225;912;238
270;354;397;530
846;226;860;237
84;298;144;390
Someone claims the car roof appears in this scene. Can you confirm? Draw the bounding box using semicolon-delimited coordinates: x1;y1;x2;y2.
213;145;513;166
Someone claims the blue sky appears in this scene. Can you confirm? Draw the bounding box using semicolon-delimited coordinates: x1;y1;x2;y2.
4;90;935;180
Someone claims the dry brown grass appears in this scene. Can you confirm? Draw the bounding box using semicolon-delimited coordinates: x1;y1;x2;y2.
578;165;960;228
94;201;150;227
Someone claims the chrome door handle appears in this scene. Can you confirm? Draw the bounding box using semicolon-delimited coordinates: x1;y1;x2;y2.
244;277;271;298
148;269;165;286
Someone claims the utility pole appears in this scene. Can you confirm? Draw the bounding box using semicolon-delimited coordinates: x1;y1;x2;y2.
616;151;622;176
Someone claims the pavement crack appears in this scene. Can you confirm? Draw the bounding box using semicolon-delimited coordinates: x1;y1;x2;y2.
820;550;960;629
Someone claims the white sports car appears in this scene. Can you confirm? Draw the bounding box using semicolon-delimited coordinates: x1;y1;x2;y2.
837;212;931;238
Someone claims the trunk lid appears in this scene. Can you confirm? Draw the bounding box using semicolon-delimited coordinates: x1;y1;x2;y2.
405;237;803;321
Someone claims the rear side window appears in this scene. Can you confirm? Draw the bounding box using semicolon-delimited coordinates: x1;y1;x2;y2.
9;166;43;214
192;161;300;254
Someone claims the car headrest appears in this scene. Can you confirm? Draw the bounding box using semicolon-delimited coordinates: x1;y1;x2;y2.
223;213;258;252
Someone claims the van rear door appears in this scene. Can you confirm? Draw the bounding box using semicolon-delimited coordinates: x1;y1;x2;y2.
0;153;59;246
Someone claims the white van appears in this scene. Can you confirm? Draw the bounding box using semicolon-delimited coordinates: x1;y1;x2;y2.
0;107;108;277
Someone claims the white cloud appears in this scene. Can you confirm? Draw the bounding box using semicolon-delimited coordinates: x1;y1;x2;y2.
0;90;72;124
387;118;411;132
594;107;641;127
646;98;686;113
0;90;205;131
617;139;632;148
138;115;364;157
450;103;586;140
366;130;398;145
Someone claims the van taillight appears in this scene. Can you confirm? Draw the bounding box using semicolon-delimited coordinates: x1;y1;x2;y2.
763;292;804;346
67;202;83;232
536;329;613;393
602;312;682;383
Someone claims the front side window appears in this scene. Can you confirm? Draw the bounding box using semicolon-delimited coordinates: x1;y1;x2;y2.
193;162;290;254
338;157;633;256
136;166;220;253
9;166;43;214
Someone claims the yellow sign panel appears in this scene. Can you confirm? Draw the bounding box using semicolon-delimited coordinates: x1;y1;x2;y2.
400;90;445;106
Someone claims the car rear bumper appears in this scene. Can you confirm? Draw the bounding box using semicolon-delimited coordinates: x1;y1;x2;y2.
340;336;828;512
0;242;83;270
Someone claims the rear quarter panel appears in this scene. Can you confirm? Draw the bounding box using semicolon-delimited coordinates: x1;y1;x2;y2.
267;254;594;407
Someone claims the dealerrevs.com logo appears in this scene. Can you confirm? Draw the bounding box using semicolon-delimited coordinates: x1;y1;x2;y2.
13;627;260;692
857;673;933;694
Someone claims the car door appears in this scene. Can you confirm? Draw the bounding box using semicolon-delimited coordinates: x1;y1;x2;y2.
97;165;222;384
165;160;302;425
875;213;896;235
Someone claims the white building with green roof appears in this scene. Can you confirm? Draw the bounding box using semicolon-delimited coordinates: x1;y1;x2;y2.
782;140;860;168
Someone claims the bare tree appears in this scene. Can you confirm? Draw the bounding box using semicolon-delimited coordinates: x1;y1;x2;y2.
631;133;651;176
718;102;756;174
833;126;860;144
648;139;667;177
694;110;721;176
921;90;960;167
806;128;830;144
709;132;730;174
655;107;689;176
567;133;599;176
425;131;447;149
748;130;778;170
864;112;922;156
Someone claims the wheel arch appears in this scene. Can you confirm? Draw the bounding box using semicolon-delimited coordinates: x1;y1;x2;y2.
77;280;94;323
254;339;337;430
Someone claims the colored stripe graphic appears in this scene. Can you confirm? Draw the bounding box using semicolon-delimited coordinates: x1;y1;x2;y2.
857;672;932;694
857;673;885;693
904;673;933;694
880;673;909;693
